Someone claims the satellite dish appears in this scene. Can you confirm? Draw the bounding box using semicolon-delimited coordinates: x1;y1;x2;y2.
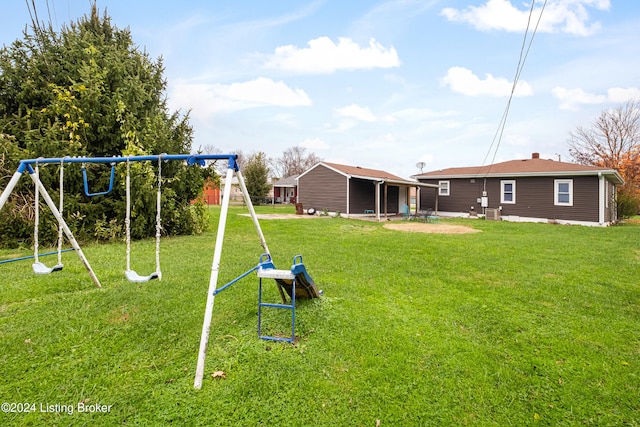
416;162;426;173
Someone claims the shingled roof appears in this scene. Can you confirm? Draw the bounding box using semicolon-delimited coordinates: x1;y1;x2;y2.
299;161;438;188
414;155;624;184
321;162;406;181
272;174;299;187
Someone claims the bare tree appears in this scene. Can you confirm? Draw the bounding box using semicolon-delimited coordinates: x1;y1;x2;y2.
272;146;322;178
568;100;640;219
196;145;247;174
568;100;640;172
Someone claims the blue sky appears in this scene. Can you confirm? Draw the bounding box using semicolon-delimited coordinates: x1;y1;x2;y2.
1;1;639;178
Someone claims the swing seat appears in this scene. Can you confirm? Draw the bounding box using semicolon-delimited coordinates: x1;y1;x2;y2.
32;262;63;275
125;269;161;283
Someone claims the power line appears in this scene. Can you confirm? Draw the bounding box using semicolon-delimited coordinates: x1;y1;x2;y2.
481;0;549;176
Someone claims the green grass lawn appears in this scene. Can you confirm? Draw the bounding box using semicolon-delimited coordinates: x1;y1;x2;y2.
1;205;639;426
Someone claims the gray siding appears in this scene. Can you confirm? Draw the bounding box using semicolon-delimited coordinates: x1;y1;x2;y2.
298;165;347;212
419;176;605;223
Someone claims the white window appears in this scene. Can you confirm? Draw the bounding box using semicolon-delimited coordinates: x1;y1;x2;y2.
439;180;450;196
501;180;516;204
555;179;573;206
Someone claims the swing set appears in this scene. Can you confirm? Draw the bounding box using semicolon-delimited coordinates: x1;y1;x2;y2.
0;153;321;389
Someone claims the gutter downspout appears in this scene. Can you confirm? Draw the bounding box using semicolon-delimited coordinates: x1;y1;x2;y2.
346;176;350;217
598;173;605;225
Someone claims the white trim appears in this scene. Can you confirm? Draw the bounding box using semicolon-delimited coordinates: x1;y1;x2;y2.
297;162;348;180
415;169;624;184
300;162;438;189
438;180;450;196
554;179;573;206
346;176;350;216
500;180;516;204
431;210;612;227
598;174;605;225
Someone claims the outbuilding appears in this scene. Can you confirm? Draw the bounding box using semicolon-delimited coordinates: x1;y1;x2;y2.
297;162;438;220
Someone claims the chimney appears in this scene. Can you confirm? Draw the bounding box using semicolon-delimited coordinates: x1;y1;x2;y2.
532;152;540;159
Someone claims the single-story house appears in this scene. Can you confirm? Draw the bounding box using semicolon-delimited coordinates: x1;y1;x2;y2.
413;153;624;226
297;162;438;220
272;174;299;204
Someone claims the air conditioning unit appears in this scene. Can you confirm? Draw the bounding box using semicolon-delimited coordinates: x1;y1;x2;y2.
486;208;501;221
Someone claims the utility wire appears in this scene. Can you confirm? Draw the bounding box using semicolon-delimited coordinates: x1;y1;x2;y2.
481;0;549;177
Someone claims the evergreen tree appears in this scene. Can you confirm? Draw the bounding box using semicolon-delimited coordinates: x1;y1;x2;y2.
0;5;210;247
243;152;271;205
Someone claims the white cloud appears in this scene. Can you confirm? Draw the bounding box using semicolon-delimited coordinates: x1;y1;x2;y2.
441;66;533;97
169;77;311;118
263;36;400;74
419;153;435;164
300;138;330;150
505;134;530;147
552;86;640;110
441;0;610;36
391;108;458;121
606;87;640;103
335;104;378;122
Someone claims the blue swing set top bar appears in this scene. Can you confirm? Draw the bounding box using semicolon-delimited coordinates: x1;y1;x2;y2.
16;154;239;174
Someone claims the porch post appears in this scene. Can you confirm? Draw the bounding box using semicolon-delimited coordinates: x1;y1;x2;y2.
384;183;388;219
375;181;381;221
346;177;350;216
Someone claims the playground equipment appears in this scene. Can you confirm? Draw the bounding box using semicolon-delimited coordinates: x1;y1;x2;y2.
0;153;321;389
32;160;65;274
256;253;320;342
124;157;162;282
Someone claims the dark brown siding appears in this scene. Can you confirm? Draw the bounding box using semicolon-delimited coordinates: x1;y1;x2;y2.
349;178;376;213
348;180;401;213
419;176;603;222
380;185;399;213
419;178;485;213
298;165;347;212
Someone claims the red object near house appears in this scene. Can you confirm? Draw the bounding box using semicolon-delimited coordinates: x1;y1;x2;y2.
202;179;221;205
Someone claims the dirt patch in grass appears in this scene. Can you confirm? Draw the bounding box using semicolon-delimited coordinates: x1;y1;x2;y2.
384;222;481;234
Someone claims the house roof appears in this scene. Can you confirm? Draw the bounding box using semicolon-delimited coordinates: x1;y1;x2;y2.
414;157;624;185
272;174;299;187
321;162;406;181
301;162;439;188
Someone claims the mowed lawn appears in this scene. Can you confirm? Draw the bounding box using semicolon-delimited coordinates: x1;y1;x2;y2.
0;205;639;426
